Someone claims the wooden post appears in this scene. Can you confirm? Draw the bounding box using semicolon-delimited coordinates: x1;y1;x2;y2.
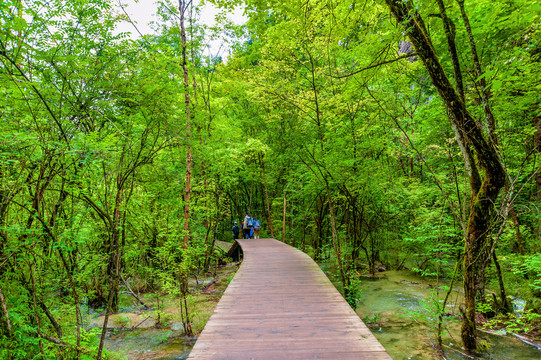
282;195;286;243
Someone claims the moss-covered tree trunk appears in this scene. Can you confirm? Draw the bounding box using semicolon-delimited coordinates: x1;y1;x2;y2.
534;115;541;240
383;0;506;352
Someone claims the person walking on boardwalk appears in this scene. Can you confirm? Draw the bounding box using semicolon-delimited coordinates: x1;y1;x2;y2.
243;212;253;239
253;217;261;239
231;221;240;240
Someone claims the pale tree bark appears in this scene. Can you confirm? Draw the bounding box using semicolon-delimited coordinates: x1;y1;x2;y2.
180;0;193;250
0;286;12;339
325;183;347;292
179;0;193;337
282;196;286;243
383;0;506;352
259;154;274;238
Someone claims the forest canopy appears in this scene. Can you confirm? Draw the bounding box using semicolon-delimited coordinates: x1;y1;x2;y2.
0;0;540;358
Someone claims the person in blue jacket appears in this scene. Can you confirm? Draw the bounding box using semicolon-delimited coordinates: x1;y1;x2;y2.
242;212;253;239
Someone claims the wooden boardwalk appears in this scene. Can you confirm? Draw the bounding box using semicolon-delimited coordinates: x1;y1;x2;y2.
187;238;391;360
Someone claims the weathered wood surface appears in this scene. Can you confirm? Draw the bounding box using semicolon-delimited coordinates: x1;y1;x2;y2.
225;239;242;261
215;240;234;254
187;238;391;360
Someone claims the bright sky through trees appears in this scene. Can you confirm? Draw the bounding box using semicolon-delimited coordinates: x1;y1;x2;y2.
115;0;247;57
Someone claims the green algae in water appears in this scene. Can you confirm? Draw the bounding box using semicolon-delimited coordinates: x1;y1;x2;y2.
356;270;541;360
104;328;193;360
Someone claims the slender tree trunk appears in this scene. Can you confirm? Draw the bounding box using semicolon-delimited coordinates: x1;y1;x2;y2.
98;186;123;360
508;189;524;255
0;287;11;339
97;275;118;360
282;195;286;243
326;186;346;289
456;0;496;142
314;208;322;260
180;0;193;249
260;155;274;238
436;0;464;101
534;115;541;241
48;237;82;357
438;260;460;349
179;0;194;336
492;251;511;314
30;263;44;358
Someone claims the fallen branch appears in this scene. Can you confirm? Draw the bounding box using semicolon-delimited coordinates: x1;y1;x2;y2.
120;273;150;310
479;328;541;350
513;334;541;350
130;316;151;330
442;344;481;359
39;333;92;354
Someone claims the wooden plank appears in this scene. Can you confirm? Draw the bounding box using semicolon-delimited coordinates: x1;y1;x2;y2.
187;238;391;359
215;240;234;253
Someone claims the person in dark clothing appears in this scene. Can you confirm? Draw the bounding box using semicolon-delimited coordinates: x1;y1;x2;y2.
231;221;240;240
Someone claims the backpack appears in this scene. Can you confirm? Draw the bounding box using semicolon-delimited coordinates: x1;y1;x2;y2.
254;219;261;229
246;217;254;228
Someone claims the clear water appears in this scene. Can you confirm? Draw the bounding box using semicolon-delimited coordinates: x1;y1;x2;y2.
98;268;541;359
355;270;541;360
103;328;193;359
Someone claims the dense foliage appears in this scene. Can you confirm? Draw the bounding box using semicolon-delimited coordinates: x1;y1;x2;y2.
0;0;539;358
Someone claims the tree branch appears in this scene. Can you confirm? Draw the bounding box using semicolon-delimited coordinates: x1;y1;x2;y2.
329;53;417;79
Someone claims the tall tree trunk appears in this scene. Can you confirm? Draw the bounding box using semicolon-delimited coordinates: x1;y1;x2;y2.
534;115;541;241
180;0;193;250
282;195;286;243
492;251;511;314
456;0;496;142
0;287;12;340
260;155;274;238
326;185;346;291
30;263;44;358
98;185;123;360
179;0;193;336
383;0;506;352
97;274;118;360
508;186;525;255
435;0;464;101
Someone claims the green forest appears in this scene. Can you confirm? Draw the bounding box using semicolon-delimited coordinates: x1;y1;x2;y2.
0;0;540;359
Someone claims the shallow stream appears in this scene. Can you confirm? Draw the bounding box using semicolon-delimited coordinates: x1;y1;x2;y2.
88;266;234;360
97;267;540;359
354;270;541;359
103;328;193;360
